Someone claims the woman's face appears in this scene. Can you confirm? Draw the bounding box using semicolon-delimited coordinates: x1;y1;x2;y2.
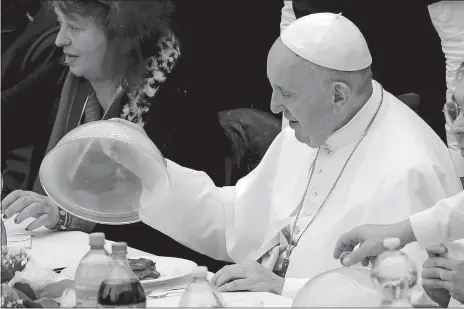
54;7;112;81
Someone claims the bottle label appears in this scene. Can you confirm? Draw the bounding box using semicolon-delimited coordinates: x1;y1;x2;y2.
97;301;146;308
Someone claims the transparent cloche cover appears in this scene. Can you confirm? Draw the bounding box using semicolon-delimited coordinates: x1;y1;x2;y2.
292;267;380;307
39;119;170;224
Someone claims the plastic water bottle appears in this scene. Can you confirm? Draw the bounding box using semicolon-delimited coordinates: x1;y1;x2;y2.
178;266;224;307
75;233;115;308
371;237;418;307
97;242;146;308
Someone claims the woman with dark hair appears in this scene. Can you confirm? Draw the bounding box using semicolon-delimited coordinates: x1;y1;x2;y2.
2;0;230;271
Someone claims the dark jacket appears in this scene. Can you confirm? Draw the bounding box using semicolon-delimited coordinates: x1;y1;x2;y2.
291;0;446;141
2;2;62;192
1;26;231;271
2;1;60;89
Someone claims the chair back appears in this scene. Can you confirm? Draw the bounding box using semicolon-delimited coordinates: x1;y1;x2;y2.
397;93;420;114
218;108;281;185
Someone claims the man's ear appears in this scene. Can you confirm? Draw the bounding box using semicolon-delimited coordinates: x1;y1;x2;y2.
331;82;351;114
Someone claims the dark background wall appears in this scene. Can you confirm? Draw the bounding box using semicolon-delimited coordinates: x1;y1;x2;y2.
171;0;283;113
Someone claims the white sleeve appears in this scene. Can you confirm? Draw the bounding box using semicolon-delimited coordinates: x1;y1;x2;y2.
280;1;296;33
140;130;293;263
140;160;233;262
410;191;464;249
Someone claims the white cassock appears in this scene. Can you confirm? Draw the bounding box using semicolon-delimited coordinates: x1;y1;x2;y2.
140;80;463;299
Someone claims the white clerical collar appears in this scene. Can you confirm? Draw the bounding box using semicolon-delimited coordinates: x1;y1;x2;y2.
324;80;382;152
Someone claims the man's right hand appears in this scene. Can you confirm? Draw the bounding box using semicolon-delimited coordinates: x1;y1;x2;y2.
1;190;60;231
422;245;451;308
333;219;416;267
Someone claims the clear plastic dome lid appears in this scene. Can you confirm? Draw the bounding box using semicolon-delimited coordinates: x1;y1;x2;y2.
39;119;170;225
292;267;380;307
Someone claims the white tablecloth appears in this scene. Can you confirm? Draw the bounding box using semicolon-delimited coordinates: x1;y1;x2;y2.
3;217;293;307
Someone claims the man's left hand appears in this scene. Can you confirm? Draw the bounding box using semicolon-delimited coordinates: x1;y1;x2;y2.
423;256;464;304
211;261;285;294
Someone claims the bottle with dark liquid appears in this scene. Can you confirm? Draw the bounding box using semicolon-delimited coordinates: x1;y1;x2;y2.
97;242;146;308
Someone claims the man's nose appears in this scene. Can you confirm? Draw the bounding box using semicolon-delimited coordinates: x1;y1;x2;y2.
270;91;285;114
55;27;70;47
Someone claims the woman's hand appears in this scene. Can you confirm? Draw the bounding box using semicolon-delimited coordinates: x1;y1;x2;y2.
1;190;60;231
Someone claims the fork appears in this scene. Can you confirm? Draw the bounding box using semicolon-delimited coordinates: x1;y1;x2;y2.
147;290;184;299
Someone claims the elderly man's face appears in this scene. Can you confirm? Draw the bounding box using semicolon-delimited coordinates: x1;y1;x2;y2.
267;39;335;148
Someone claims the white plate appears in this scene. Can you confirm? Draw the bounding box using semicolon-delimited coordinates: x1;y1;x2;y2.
61;255;197;287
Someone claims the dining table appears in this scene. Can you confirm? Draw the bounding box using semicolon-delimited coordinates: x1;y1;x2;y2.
3;215;293;307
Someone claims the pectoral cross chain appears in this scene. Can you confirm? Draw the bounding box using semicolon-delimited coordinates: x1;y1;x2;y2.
276;244;295;278
275;87;385;280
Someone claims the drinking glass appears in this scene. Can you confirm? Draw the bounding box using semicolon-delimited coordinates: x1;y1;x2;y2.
6;232;32;253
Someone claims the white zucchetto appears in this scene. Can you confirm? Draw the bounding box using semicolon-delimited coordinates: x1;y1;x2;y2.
281;12;372;71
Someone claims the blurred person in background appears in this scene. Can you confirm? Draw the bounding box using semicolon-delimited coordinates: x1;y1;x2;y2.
428;1;464;183
428;1;464;103
1;0;233;272
444;61;464;184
